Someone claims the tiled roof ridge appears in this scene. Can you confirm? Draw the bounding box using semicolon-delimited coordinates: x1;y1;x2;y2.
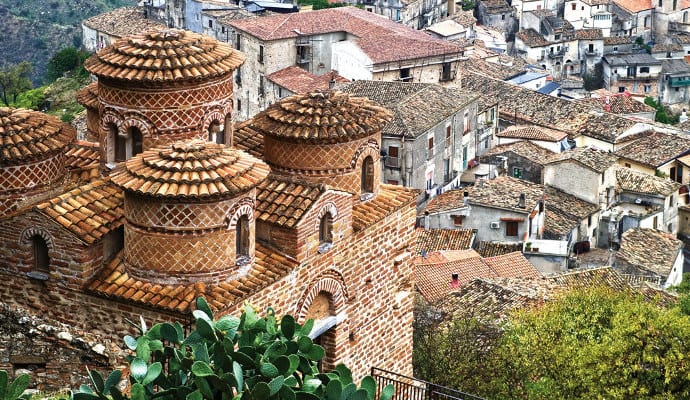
615;165;681;195
0;107;76;164
84;28;245;82
111;140;270;199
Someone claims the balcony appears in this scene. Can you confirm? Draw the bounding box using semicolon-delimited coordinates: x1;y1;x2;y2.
613;73;658;81
384;156;400;168
371;367;485;400
585;49;600;56
547;49;566;59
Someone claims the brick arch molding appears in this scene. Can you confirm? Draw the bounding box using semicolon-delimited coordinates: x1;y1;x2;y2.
101;109;123;133
351;140;380;170
296;268;350;323
202;107;229;134
19;227;55;250
121;112;154;137
226;198;255;229
314;202;338;232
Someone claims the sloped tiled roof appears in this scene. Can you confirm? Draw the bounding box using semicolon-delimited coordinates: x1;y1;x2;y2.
483;251;542;278
229;7;462;64
652;43;683;53
476;241;523;257
574;29;604;40
468;176;543;213
613;0;653;12
545;146;618;173
543;185;599;237
460;58;527;82
338;81;478;138
497;125;568;142
604;36;632;45
76;82;99;110
82;6;165;38
267;67;348;94
87;242;300;313
615;131;690;167
416;228;476;253
255;177;328;229
617;228;683;277
616;166;681;196
34;179;124;245
424;189;466;214
85;29;245;83
516;29;550;47
351;184;418;231
110;140;270;199
483;140;556;165
232;120;264;158
0;107;75;165
573;93;655;115
64;141;101;183
249;91;392;142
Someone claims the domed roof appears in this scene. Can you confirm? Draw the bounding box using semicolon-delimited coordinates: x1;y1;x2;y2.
251;91;393;143
110;140;270;199
76;82;99;109
84;29;245;83
0;107;75;165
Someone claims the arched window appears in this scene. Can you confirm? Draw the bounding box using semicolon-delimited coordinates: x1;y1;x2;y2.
31;235;49;273
208;121;224;144
361;156;374;194
129;126;143;158
106;123;119;164
319;213;333;244
236;214;250;263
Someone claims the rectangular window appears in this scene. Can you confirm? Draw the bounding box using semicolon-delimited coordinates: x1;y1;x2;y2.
640;66;650;73
208;19;213;28
441;62;452;81
452;215;464;226
618;87;626;93
571;2;576;9
588;43;594;52
235;34;241;50
386;146;400;168
445;125;451;147
259;45;264;64
428;137;434;159
259;75;264;97
400;68;411;82
237;99;241;111
463;111;470;134
513;167;523;179
506;221;518;237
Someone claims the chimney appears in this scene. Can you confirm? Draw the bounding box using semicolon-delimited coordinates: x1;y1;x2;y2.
450;273;460;289
518;192;526;208
463;191;469;206
448;0;456;16
423;211;430;229
681;109;688;124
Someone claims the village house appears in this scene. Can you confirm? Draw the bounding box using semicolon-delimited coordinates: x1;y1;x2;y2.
482;140;557;183
610;0;654;39
81;7;165;52
338;80;479;205
0;28;419;388
352;0;450;29
576;29;606;75
265;68;348;103
564;0;613;35
614;130;690;184
602;53;663;96
572;90;657;120
604;35;635;54
506;71;550;91
514;28;580;79
659;58;690;104
476;0;518;34
421;189;471;229
426;19;475;42
228;7;465;120
495;125;571;153
615;228;684;287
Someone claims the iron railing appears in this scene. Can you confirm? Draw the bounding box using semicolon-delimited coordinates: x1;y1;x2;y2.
371;367;486;400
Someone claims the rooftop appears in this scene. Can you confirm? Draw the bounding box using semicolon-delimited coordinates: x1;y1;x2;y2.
613;0;653;12
423;189;466;214
662;58;690;76
468;176;543;213
76;82;99;110
574;28;604;40
64;141;101;183
603;53;662;66
614;131;690;167
267;67;348;94
617;228;683;277
616;166;681;196
255;176;329;229
573;92;655;115
652;43;683;53
483;140;556;165
351;184;419;231
338;81;478;138
416;228;477;254
229;7;462;64
545;146;618;173
604;36;633;45
476;241;523;257
0;107;75;165
516;29;550;47
497;125;568;142
543;186;600;237
82;7;165;38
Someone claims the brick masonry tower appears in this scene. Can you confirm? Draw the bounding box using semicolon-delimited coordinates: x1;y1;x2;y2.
109;140;269;285
76;82;100;142
248;91;392;198
83;28;245;170
0;108;75;214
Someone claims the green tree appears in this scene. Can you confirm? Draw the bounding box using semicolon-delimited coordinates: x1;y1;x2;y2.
72;297;394;400
644;96;679;124
0;62;33;106
46;47;89;83
583;62;604;91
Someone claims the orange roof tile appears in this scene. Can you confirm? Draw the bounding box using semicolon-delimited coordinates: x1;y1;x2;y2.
233;120;264;158
352;184;418;231
84;28;245;83
415;250;496;303
65;141;101;183
267;67;349;94
255;177;330;228
497;125;568;142
613;0;653;12
110;140;270;199
76;82;99;110
249;91;392;143
415;228;476;253
35;179;124;245
483;251;542;278
423;189;466;214
0;107;75;165
87;242;299;313
476;241;523;257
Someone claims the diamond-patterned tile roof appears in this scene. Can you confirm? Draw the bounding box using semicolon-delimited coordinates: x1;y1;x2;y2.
249;91;392;143
110;140;270;199
617;228;683;277
546;146;618;173
352;184;418;232
34;179;124;245
616;166;681;196
483;140;556;165
255;177;329;229
267;67;349;94
229;7;462;64
415;228;476;254
76;82;99;109
84;28;245;83
615;131;690;168
0;107;75;165
424;189;466;214
87;242;300;313
497;125;568;142
476;241;523;257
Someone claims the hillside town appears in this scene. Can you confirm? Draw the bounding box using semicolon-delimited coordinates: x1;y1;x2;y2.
1;0;690;397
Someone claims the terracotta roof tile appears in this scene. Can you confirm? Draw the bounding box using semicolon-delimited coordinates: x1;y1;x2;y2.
110;140;270;199
415;228;476;253
483;251;542;278
497;125;568;142
483;140;556;165
352;184;418;231
613;0;653;12
424;189;466;214
476;241;523;257
574;92;655;115
267;67;348;94
468;176;543;213
652;43;683;52
604;36;633;45
617;228;683;277
82;7;166;38
233;120;264;158
0;107;75;164
76;82;100;109
230;8;462;64
84;28;245;83
614;131;690;168
338;81;478;138
65;140;100;175
255;177;329;229
88;242;299;313
543;186;599;237
546;146;618;173
516;29;550;47
35;179;123;245
249;91;392;142
574;29;604;40
616;166;681;195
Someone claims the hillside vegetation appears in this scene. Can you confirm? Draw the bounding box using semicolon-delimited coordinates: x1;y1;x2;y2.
0;0;135;84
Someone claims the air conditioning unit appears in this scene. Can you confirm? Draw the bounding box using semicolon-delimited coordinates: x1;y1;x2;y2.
490;221;501;229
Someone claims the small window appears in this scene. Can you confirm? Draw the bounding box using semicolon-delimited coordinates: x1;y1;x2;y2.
441;62;452;81
259;45;264;64
571;2;576;9
361;156;375;194
208;19;213;28
31;235;50;273
505;221;518;237
513;167;523;179
452;215;464;226
428;137;434;159
235;34;241;50
588;215;592;226
387;179;399;185
501;14;505;20
222;26;226;34
644;84;651;93
400;68;411;82
618;87;626;93
445;125;451;147
319;213;333;244
625;162;631;168
601;173;605;184
387;145;400;167
463;111;470;134
236;215;250;262
237;98;242;111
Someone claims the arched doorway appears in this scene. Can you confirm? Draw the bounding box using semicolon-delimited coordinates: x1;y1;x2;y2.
305;292;337;372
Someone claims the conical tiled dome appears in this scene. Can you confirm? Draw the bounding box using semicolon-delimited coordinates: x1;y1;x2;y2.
110;140;270;199
84;29;245;82
252;91;393;143
76;82;99;109
0;107;75;165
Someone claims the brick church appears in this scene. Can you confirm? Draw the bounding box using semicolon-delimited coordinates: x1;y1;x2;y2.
0;28;417;388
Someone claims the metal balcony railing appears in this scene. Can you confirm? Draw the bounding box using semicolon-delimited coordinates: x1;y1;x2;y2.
371;367;486;400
